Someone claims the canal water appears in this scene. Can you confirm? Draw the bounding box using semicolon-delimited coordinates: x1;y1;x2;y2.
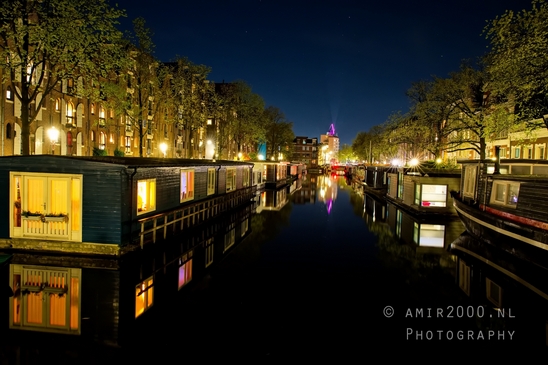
1;174;547;363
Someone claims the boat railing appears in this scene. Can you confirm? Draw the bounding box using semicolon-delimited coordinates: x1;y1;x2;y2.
136;186;255;248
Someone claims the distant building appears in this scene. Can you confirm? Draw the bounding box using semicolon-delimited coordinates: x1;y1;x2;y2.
292;136;318;167
320;123;339;164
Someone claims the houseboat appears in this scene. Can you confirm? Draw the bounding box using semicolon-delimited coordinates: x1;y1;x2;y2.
386;167;461;216
0;155;255;256
253;161;290;189
288;162;306;181
362;165;390;197
452;158;548;261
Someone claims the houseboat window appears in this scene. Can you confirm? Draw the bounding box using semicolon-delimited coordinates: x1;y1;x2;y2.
490;181;519;207
414;184;420;205
10;265;81;333
420;184;447;207
178;251;193;290
458;259;471;296
137;179;156;214
243;168;250;187
463;165;477;198
205;238;214;268
226;168;236;192
486;278;502;307
135;276;154;318
397;173;403;199
180;169;195;203
207;168;216;195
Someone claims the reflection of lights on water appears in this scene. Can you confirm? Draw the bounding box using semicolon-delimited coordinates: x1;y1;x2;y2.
327;199;332;214
320;188;325;198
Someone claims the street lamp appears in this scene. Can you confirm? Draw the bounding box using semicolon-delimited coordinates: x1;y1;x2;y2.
159;142;167;158
47;126;59;155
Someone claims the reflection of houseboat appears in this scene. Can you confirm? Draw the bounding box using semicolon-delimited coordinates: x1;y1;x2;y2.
4;203;252;346
0;155;255;256
386;167;461;216
255;186;290;213
451;233;548;346
452;158;548;260
386;199;464;253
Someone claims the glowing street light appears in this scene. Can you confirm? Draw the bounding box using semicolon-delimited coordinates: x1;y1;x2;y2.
47;126;59;155
409;158;419;167
159;142;167;158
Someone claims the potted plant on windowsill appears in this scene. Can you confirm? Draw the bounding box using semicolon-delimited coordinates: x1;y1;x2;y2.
22;211;68;223
44;213;68;222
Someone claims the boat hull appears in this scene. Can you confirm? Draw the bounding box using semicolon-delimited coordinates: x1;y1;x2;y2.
453;198;548;261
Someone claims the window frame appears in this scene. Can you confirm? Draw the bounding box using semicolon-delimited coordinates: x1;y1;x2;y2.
207;168;216;195
137;178;156;215
180;169;195;203
226;168;236;192
489;180;520;208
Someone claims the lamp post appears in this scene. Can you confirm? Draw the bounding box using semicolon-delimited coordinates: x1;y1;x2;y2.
47;126;59;155
159;142;167;158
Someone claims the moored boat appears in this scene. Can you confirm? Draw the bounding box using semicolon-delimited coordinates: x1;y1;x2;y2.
452;158;548;261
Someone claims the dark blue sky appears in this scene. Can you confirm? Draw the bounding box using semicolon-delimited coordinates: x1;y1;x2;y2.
111;0;533;146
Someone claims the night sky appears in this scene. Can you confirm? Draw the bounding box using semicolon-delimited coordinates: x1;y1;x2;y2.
111;0;534;146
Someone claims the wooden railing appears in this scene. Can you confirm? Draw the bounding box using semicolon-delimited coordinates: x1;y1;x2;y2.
136;186;256;248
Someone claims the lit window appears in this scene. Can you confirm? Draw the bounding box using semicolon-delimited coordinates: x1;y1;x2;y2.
419;184;447;207
55;98;60;111
90;103;95;115
180;169;195;202
178;252;193;290
99;131;106;150
207;119;212;125
6;86;13;101
226;168;236;192
463;165;477;198
490;180;519;207
243;168;250;187
66;102;74;125
207;168;216;195
137;179;156;214
135;276;154;318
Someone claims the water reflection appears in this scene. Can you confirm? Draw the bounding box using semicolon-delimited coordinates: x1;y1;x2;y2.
2;203;254;353
2;175;547;360
450;233;548;346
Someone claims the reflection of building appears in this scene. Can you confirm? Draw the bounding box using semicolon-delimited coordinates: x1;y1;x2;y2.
292;175;318;204
255;187;289;213
292;136;319;167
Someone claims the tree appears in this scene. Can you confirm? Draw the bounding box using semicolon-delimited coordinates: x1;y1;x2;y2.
0;0;127;155
338;144;356;163
166;56;212;158
441;62;514;159
263;106;294;160
121;17;174;157
216;80;265;159
484;0;548;128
